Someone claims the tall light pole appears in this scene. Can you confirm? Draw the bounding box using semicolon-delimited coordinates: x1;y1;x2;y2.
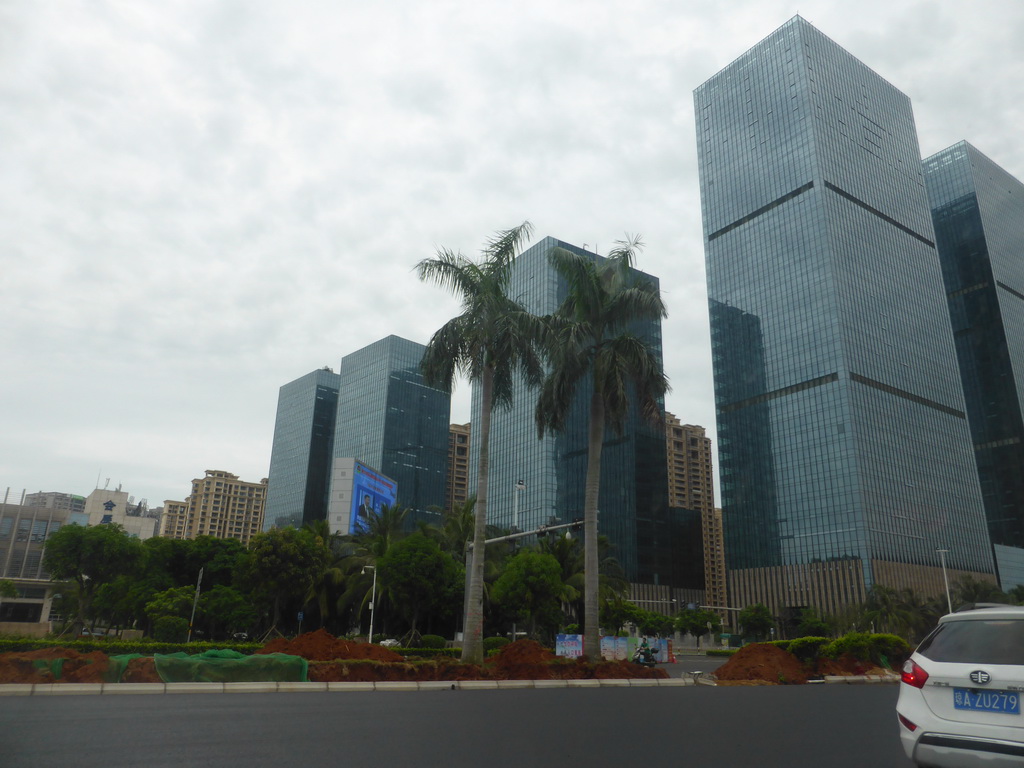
512;480;525;531
936;549;952;614
362;565;378;643
187;567;203;643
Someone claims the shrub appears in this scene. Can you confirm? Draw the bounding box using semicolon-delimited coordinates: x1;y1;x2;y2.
483;636;510;652
419;634;447;649
788;636;829;663
869;634;912;668
821;632;911;666
152;616;189;643
706;648;738;657
766;639;791;652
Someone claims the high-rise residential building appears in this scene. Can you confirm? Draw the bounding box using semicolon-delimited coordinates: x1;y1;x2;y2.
469;237;687;589
23;492;86;516
696;17;995;619
264;367;341;531
329;335;450;528
665;415;726;610
161;470;267;544
924;142;1024;590
446;423;471;512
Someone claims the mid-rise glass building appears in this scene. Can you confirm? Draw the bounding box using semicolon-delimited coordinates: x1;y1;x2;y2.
695;17;995;616
469;237;687;588
331;335;450;527
264;367;341;530
924;142;1024;590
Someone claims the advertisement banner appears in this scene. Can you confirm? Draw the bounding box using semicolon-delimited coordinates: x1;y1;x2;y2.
350;461;398;534
555;634;583;658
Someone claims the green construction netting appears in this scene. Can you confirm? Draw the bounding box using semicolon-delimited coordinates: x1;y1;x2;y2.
107;654;145;683
153;650;308;683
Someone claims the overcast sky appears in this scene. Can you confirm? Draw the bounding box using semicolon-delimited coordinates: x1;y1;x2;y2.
2;0;1022;508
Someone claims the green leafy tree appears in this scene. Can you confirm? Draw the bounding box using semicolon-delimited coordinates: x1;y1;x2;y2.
676;608;723;643
42;523;145;633
417;221;544;664
200;585;257;638
953;576;1006;607
0;579;16;620
599;597;645;636
535;237;668;659
738;603;775;641
145;585;196;623
377;532;463;640
491;551;569;641
862;585;911;635
235;527;329;633
637;610;675;638
793;608;831;639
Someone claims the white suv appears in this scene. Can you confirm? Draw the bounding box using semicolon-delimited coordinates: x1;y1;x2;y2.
897;605;1024;767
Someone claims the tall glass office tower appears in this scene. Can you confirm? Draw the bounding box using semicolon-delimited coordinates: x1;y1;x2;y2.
468;237;682;587
331;335;451;527
695;17;995;616
264;367;341;530
925;142;1024;590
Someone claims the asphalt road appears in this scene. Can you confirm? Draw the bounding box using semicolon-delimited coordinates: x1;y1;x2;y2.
2;685;911;768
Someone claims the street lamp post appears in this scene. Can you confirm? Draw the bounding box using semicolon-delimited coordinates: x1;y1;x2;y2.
362;565;378;643
936;549;952;614
512;480;525;531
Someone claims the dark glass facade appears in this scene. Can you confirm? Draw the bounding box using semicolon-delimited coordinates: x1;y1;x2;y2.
696;18;994;612
332;335;450;526
924;142;1024;588
264;367;341;530
469;238;684;587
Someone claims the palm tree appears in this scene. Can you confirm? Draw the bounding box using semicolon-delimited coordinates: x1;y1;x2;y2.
334;503;410;636
416;222;544;664
535;237;668;660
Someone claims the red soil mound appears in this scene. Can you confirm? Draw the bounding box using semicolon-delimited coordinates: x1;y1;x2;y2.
0;647;110;684
715;643;808;685
256;628;404;662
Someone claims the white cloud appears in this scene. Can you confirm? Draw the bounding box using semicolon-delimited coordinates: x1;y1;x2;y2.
2;0;1022;505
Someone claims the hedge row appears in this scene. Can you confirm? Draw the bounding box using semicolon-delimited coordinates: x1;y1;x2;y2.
0;638;263;656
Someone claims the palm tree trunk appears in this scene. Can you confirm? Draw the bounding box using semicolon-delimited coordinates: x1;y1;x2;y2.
461;366;494;664
583;391;605;661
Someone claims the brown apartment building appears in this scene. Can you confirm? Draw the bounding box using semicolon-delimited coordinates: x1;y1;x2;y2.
160;470;267;545
665;414;727;612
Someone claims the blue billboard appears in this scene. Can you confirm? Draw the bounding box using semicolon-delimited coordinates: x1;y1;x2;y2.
350;460;398;534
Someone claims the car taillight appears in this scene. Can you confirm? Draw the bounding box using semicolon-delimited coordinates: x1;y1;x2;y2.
901;659;929;688
898;713;918;732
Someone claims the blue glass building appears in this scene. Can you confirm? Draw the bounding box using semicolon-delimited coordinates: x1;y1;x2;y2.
264;367;341;530
331;335;451;527
924;142;1024;590
468;238;685;587
695;18;995;616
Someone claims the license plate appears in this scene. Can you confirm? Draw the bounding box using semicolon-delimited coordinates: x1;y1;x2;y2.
953;689;1021;714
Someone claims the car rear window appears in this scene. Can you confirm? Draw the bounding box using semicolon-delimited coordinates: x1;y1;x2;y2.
916;619;1024;665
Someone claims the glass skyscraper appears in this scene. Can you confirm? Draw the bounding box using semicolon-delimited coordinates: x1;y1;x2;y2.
331;335;451;526
264;367;341;530
924;142;1024;589
695;17;995;616
469;237;683;587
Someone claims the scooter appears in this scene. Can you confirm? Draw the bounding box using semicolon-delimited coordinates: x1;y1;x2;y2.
632;645;659;668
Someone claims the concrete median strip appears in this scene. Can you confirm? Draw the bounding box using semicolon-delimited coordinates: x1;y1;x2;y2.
0;677;699;695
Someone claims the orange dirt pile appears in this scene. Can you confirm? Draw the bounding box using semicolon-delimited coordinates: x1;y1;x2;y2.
715;643;808;685
0;648;110;684
488;639;557;679
256;628;404;662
